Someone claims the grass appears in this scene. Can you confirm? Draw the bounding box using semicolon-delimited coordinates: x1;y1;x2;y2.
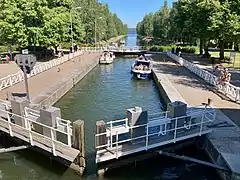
210;51;240;69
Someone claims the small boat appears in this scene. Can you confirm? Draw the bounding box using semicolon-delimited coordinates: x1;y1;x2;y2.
99;52;115;64
131;54;152;79
120;39;125;45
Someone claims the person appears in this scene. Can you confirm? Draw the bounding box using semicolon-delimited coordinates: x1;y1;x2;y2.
225;72;231;83
211;58;216;72
73;43;78;52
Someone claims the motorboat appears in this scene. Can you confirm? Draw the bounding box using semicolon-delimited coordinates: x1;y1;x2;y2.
131;54;152;79
99;52;115;64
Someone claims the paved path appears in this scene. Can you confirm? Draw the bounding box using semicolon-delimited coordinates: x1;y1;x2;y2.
0;52;101;104
153;59;240;126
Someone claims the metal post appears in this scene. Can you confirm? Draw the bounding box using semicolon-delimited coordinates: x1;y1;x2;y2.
110;121;113;148
174;118;178;143
70;10;74;51
67;120;71;146
94;18;97;47
146;124;148;150
23;65;30;101
116;131;118;159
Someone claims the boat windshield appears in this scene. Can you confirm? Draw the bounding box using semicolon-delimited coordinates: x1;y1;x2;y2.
134;61;150;71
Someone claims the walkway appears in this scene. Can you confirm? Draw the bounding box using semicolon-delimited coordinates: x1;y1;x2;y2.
0;52;101;105
153;58;240;126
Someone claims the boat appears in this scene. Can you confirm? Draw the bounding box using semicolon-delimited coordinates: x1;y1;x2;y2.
120;39;126;45
131;54;152;79
99;52;115;64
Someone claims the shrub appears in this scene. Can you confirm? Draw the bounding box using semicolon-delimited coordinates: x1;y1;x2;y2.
149;45;173;52
181;46;199;53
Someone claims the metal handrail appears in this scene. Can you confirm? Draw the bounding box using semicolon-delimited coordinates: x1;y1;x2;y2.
167;52;239;102
95;107;216;159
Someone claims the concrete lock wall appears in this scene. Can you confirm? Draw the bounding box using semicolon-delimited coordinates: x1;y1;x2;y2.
35;56;99;110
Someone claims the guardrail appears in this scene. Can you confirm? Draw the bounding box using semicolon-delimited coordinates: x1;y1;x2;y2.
95;105;216;160
166;52;240;102
0;51;84;91
0;104;73;156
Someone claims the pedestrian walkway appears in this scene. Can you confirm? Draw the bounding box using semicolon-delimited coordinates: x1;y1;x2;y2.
0;52;101;105
153;59;240;126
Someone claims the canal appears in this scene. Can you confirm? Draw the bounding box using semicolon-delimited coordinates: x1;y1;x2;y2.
0;33;220;180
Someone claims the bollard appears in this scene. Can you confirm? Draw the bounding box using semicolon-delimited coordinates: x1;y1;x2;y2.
96;121;106;150
71;120;85;176
11;98;29;127
39;106;61;138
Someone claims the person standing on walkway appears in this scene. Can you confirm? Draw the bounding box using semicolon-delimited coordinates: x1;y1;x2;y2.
211;58;216;72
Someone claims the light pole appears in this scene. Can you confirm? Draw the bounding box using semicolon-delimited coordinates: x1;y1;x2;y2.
70;7;82;51
94;16;103;46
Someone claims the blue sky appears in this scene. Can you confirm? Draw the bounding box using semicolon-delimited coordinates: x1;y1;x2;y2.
100;0;174;28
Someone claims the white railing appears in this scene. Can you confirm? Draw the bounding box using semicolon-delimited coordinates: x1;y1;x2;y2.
95;106;216;160
0;51;83;91
167;52;240;102
0;109;71;156
105;46;145;52
82;47;105;52
0;104;73;156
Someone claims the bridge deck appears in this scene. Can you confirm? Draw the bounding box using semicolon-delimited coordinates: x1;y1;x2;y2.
96;106;216;163
96;126;211;163
0;102;79;162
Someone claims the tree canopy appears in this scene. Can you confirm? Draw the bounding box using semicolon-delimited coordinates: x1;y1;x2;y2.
0;0;128;48
137;0;240;59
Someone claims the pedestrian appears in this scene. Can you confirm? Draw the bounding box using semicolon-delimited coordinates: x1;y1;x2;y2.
211;58;216;72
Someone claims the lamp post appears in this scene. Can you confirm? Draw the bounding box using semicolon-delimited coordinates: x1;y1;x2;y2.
70;7;82;51
94;16;103;46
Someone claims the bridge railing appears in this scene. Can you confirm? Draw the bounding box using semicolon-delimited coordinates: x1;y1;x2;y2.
166;52;240;102
95;106;216;160
0;51;84;91
0;104;73;157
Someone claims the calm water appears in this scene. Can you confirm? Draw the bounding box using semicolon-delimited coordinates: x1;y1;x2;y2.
0;33;220;180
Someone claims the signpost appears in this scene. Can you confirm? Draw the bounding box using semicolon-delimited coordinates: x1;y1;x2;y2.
15;51;37;101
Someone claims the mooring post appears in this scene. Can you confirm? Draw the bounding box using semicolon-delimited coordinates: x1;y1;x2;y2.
96;121;106;150
71;120;85;176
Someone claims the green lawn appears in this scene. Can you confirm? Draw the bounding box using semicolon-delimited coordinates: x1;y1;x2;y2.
210;51;240;69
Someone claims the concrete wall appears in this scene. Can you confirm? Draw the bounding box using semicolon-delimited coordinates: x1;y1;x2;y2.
34;56;99;109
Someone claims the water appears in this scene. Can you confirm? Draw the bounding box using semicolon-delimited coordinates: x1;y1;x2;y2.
0;33;220;180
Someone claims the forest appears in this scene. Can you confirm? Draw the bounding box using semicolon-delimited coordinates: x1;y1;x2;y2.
0;0;128;49
136;0;240;59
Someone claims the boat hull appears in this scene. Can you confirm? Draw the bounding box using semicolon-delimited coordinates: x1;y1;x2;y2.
131;70;152;79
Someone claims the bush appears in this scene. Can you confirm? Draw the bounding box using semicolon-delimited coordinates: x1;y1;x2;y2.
149;45;173;52
181;46;199;53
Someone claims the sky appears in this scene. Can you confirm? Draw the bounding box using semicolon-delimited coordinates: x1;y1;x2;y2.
100;0;174;28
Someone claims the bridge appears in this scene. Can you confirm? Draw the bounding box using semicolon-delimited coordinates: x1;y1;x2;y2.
95;103;216;163
0;99;85;174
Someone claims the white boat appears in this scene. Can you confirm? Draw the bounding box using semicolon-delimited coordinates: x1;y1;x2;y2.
131;54;152;79
99;52;115;64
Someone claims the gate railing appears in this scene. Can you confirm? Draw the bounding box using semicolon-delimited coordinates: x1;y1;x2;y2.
95;106;216;159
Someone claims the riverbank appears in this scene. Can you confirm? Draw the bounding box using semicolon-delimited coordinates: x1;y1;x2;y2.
152;54;240;180
0;52;101;108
